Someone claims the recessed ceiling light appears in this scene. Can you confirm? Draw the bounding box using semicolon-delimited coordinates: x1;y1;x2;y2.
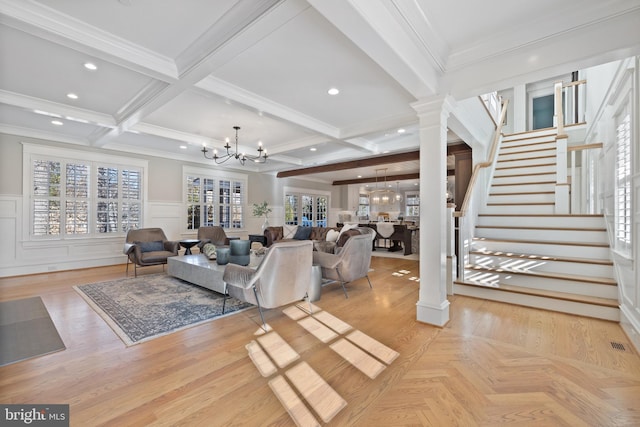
67;93;78;100
327;87;339;95
414;182;418;186
397;128;406;133
84;62;97;71
383;150;390;154
51;120;63;126
179;145;187;150
357;175;362;178
310;147;317;151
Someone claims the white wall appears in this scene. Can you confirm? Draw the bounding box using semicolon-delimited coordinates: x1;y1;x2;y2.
584;57;640;351
0;134;342;277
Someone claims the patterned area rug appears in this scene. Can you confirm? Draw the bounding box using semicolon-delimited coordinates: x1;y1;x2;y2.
74;274;251;346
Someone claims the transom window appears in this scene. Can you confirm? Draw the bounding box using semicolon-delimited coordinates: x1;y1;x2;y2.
184;166;246;230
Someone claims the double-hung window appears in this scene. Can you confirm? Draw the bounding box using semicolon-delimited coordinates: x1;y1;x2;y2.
284;189;329;227
184;166;246;230
25;144;145;239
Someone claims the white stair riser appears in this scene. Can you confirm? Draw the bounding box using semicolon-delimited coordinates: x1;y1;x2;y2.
488;193;555;204
498;149;556;162
501;137;557;148
471;239;611;259
503;129;556;141
475;227;609;244
468;253;614;277
463;269;617;298
454;284;619;321
477;215;606;228
482;204;555;214
502;132;556;144
494;164;556;176
490;183;555;194
492;174;556;184
497;158;556;169
499;143;556;156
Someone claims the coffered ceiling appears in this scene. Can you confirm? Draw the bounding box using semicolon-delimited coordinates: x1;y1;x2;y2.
1;0;638;186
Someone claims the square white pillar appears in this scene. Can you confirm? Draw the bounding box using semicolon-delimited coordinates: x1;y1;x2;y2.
412;96;455;327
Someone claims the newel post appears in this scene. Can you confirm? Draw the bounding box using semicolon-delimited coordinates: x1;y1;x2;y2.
554;81;569;214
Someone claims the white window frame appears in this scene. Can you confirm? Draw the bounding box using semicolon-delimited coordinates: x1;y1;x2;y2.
183;166;247;231
614;103;632;256
23;143;147;241
405;191;420;218
283;187;330;227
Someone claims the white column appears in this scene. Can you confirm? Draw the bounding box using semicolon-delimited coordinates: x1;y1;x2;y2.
513;84;527;133
412;95;453;327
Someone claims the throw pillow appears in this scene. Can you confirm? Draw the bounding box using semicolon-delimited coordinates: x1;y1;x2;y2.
337;222;357;242
202;243;217;259
283;224;298;239
136;240;164;252
293;226;312;240
325;229;339;242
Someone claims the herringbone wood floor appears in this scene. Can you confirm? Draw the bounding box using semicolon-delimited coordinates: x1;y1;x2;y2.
1;256;638;426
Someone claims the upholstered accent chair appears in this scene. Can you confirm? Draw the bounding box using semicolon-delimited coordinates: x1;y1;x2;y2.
124;228;180;277
196;226;230;251
312;227;375;298
222;240;313;330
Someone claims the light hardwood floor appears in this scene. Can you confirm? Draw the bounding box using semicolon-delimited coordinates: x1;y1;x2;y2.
1;257;639;426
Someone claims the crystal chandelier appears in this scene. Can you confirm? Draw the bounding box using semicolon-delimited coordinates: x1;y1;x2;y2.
201;126;267;165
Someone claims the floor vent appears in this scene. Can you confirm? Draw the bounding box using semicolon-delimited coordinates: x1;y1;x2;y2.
610;341;627;352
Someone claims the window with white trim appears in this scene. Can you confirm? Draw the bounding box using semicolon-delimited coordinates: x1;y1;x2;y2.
184;167;246;230
614;108;632;255
357;192;370;218
405;192;420;217
284;190;329;227
28;146;144;239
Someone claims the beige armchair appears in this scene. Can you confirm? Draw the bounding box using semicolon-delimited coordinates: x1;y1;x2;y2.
124;228;180;277
312;228;374;298
222;240;313;330
196;226;230;251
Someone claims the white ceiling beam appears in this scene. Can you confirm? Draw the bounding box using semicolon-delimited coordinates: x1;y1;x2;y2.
0;0;178;81
196;76;339;138
0;90;116;127
308;0;442;99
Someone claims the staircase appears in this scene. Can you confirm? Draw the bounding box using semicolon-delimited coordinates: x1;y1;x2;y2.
454;128;619;321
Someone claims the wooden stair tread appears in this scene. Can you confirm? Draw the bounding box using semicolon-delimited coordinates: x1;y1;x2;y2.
498;147;556;156
489;191;555;196
494;171;555;178
496;163;555;170
492;181;556;187
454;280;619;308
487;202;554;206
497;155;556;163
478;213;604;217
469;249;613;266
476;225;606;232
473;237;609;248
464;264;616;286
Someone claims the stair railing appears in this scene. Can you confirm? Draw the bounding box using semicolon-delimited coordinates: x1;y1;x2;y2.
555;79;588;213
454;99;509;280
568;143;603;214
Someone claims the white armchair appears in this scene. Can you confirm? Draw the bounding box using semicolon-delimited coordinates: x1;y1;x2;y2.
222;240;313;330
312;228;374;298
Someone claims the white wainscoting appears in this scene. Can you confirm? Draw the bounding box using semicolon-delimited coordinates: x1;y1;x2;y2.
0;198;186;277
